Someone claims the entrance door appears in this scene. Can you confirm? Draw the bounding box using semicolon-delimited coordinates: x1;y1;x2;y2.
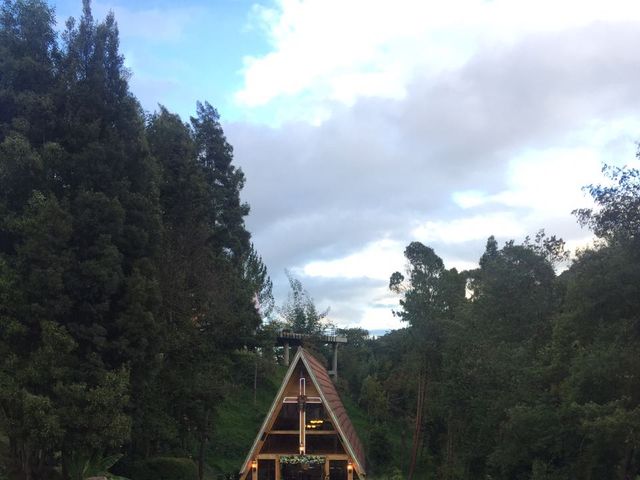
258;459;276;480
329;460;347;480
281;463;323;480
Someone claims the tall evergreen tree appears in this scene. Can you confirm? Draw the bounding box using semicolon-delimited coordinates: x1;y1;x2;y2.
191;101;250;260
1;1;161;477
144;104;262;478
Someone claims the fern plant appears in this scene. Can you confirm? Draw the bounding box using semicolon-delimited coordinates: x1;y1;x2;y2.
67;453;129;480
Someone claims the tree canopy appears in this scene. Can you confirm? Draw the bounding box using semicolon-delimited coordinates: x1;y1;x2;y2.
0;2;270;479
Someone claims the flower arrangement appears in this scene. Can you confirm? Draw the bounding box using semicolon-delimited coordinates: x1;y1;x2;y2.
279;455;326;466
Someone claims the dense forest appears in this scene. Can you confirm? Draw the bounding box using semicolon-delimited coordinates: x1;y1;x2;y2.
1;1;639;480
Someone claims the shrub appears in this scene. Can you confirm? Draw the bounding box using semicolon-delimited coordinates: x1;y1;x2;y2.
129;457;198;480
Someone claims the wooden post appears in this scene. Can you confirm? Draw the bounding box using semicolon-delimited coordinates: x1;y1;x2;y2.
347;462;354;480
332;343;338;379
251;459;257;480
324;458;329;480
284;342;290;366
275;456;281;480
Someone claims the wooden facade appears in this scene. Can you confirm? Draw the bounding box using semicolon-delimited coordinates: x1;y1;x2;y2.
239;348;366;480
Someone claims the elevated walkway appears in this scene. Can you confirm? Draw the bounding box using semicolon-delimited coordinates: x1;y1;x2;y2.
276;329;347;378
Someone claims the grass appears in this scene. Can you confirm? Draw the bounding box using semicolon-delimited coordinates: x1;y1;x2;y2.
206;363;287;476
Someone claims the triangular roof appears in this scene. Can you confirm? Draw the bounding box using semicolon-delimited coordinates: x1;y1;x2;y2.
240;348;366;476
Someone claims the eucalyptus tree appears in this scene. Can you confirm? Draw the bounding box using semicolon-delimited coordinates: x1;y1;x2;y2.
389;242;465;479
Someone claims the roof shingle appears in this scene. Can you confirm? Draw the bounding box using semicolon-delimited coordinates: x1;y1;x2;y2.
302;349;366;471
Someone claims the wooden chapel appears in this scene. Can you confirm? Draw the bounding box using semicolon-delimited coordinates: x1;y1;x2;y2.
239;347;366;480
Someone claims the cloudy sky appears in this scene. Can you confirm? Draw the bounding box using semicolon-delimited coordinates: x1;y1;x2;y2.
55;0;640;333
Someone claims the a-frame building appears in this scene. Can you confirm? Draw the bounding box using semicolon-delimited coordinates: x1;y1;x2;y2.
240;348;366;480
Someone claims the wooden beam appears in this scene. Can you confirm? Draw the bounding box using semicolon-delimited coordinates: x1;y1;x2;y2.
268;429;338;435
323;454;349;460
257;454;279;460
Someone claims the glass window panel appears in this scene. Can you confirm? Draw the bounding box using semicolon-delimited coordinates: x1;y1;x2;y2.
281;463;323;480
258;459;276;480
273;403;298;430
305;405;334;431
306;435;345;455
261;434;299;454
329;460;347;480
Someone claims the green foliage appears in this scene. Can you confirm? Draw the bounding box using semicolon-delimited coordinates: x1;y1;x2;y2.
359;376;388;425
67;453;129;480
191;101;250;260
0;0;158;472
368;426;392;468
1;1;264;479
334;327;371;396
278;271;331;335
129;457;198;480
378;201;640;479
206;364;284;475
574;165;640;242
390;241;464;341
242;243;274;320
279;455;325;465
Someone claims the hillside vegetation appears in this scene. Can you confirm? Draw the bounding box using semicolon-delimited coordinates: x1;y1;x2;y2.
204;352;405;479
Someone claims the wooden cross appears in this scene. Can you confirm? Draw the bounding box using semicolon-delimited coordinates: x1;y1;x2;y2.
283;373;321;454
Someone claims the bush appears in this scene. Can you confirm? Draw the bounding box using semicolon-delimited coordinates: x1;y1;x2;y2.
129;457;198;480
369;426;391;467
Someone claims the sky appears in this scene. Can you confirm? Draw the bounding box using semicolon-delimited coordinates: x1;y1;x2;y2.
54;0;640;334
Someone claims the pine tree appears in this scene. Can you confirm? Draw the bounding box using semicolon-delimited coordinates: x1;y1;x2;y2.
1;1;161;476
1;3;267;478
191;101;250;260
144;104;262;478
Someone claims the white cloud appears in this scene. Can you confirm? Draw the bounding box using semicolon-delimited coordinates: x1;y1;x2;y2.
357;306;403;332
412;212;526;244
303;238;405;280
447;146;605;216
452;190;488;209
498;147;603;212
238;0;640;119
